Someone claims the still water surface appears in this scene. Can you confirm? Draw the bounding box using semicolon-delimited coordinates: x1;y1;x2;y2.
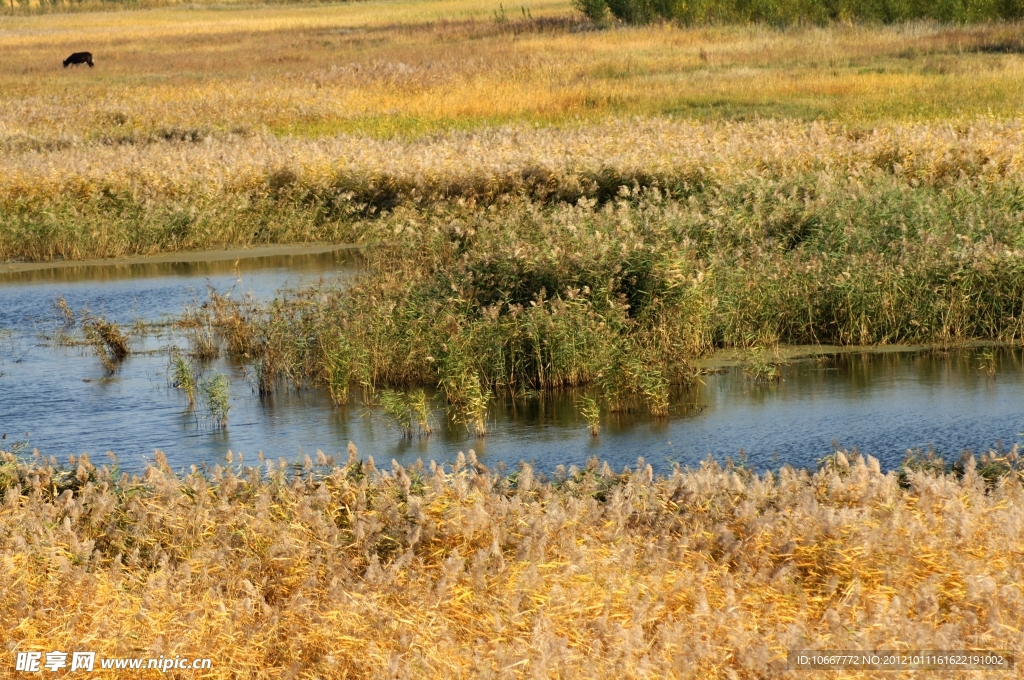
2;250;1022;474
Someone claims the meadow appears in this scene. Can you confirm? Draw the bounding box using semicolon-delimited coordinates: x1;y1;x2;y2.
2;446;1023;677
5;2;1024;146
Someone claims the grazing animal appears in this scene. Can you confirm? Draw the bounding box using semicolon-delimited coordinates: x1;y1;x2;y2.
63;52;94;68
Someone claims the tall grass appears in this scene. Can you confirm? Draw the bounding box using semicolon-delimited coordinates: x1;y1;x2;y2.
378;389;435;437
169;351;197;407
6;9;1024;245
200;373;230;427
6;117;1024;261
1;444;1022;676
579;394;602;435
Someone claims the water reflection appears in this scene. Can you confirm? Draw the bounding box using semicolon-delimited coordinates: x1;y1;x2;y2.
1;250;1022;475
0;248;358;333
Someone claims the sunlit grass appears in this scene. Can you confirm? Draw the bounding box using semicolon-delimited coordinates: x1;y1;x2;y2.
1;445;1022;677
5;115;1024;262
4;3;1024;147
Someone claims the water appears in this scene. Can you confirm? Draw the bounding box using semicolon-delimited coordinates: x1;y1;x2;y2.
0;248;355;333
2;251;1023;475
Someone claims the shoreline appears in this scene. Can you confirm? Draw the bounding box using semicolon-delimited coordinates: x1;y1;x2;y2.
696;340;1019;370
0;242;358;276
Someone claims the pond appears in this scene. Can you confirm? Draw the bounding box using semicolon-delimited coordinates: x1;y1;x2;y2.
2;248;1022;475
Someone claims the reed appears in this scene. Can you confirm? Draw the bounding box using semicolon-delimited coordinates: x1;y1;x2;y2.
977;347;998;376
169;351;197;407
81;315;130;373
188;326;219;362
744;348;784;383
202;155;1024;417
408;389;435;436
378;389;416;438
1;444;1022;677
199;372;230;427
579;394;602;436
53;296;75;326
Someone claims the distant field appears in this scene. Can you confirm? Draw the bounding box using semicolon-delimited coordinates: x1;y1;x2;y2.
3;2;1024;143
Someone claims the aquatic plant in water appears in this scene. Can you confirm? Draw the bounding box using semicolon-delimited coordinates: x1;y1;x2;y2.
744;348;783;384
578;394;601;437
169;352;198;408
200;373;230;427
82;316;130;373
379;389;435;438
378;389;414;438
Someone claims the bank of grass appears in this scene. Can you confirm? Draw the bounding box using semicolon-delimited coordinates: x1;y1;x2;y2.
6;3;1024;264
1;445;1022;677
6;116;1024;262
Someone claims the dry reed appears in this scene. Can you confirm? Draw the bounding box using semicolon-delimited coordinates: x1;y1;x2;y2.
5;116;1024;261
1;445;1022;677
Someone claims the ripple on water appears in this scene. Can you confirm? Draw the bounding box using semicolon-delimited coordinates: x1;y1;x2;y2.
1;250;1022;473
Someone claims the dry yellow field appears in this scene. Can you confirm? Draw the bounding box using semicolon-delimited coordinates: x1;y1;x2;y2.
3;2;1024;144
3;449;1023;678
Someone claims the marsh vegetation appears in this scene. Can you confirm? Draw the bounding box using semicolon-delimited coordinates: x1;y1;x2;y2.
198;142;1024;418
1;445;1022;676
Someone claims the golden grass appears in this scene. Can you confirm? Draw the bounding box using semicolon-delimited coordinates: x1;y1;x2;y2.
4;2;1024;145
2;446;1022;677
4;116;1024;260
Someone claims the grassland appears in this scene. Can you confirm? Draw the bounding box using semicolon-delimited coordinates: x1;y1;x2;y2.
6;3;1024;141
2;446;1022;677
4;5;1024;266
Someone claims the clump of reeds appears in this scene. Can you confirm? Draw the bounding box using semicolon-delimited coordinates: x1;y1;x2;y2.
442;370;490;436
407;389;434;436
188;326;219;361
169;351;198;408
744;348;784;383
578;394;601;436
378;387;413;436
53;296;75;327
200;164;1024;419
81;315;130;373
199;372;230;427
978;347;998;376
2;444;1023;677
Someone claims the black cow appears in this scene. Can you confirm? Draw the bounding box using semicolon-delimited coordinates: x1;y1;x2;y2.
63;52;94;68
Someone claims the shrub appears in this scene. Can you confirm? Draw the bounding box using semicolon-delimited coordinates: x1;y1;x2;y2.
581;0;1024;25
